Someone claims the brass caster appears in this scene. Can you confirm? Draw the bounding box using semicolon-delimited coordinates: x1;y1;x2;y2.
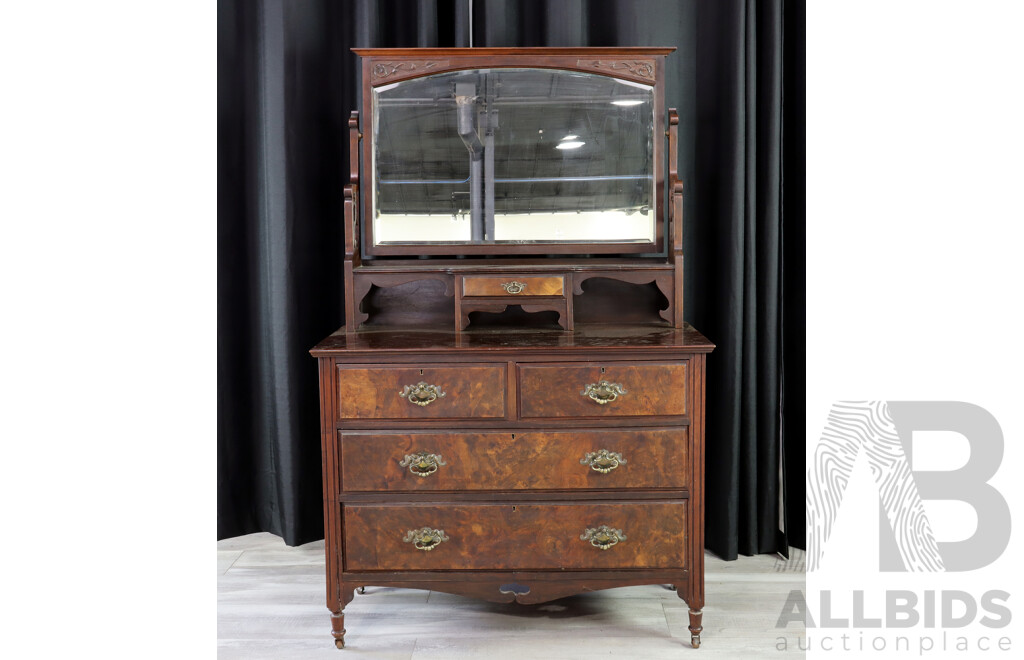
335;638;345;650
691;634;701;649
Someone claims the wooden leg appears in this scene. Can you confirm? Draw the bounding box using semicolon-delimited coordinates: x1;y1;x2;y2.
688;609;703;649
331;610;346;649
330;583;357;649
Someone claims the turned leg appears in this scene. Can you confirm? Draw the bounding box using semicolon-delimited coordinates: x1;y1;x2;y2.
331;610;346;649
673;580;703;649
688;609;703;649
330;583;357;649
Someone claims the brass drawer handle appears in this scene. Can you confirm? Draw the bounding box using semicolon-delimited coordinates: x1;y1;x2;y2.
399;451;447;477
581;449;626;474
501;281;527;294
399;381;446;407
581;380;627;405
403;527;449;551
580;525;626;550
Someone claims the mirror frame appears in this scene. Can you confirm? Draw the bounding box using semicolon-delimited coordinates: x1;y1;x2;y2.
355;47;672;258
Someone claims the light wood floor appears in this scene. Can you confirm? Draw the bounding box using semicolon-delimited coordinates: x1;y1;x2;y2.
218;532;806;658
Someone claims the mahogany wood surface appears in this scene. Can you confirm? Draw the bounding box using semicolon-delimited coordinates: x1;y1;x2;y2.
352;272;454;329
460;299;571;331
573;272;674;326
356;258;673;271
334;363;506;420
313;323;713;356
339;569;688;606
518;362;687;419
317;359;340;614
669;109;685;328
360;278;455;329
349;267;680;331
339;428;688;492
338;490;689;504
342;111;360;333
342;501;687;571
682;352;706;647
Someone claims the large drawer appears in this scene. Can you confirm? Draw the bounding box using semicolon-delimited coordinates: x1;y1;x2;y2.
518;362;687;419
343;502;687;571
340;428;688;492
335;363;506;420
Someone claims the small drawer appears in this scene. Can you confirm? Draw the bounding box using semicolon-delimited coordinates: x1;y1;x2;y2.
335;363;506;420
340;428;688;492
462;275;565;297
518;362;687;419
343;501;687;571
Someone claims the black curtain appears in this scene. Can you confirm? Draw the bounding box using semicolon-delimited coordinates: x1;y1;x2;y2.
218;0;805;559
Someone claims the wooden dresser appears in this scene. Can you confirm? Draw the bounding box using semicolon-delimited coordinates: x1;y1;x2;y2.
310;47;713;649
311;326;713;649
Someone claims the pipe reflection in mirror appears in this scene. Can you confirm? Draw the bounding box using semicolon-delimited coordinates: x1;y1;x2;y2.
455;83;485;242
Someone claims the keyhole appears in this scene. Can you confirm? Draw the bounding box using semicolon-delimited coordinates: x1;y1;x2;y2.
511;433;515;440
512;506;517;511
419;369;424;375
600;367;606;374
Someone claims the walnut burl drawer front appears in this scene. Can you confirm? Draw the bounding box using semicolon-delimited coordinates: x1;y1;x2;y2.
462;275;564;297
340;428;688;491
343;502;687;571
335;364;506;420
518;362;687;419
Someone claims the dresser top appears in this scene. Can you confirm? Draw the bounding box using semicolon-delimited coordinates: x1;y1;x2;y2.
310;324;713;357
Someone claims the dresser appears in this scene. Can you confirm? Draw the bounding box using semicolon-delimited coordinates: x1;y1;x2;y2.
311;325;712;649
311;47;713;649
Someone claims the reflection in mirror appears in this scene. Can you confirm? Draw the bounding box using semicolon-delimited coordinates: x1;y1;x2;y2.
372;68;655;246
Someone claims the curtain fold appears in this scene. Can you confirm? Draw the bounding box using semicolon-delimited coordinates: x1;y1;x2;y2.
218;0;805;554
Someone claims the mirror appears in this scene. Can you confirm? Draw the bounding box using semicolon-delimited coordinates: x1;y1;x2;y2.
372;68;656;246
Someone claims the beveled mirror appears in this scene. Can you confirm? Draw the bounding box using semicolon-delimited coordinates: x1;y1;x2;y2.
371;68;657;250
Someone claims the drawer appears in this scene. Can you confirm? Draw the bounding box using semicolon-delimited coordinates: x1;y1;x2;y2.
343;501;686;571
518;362;687;419
462;274;565;297
335;363;506;420
340;428;688;492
